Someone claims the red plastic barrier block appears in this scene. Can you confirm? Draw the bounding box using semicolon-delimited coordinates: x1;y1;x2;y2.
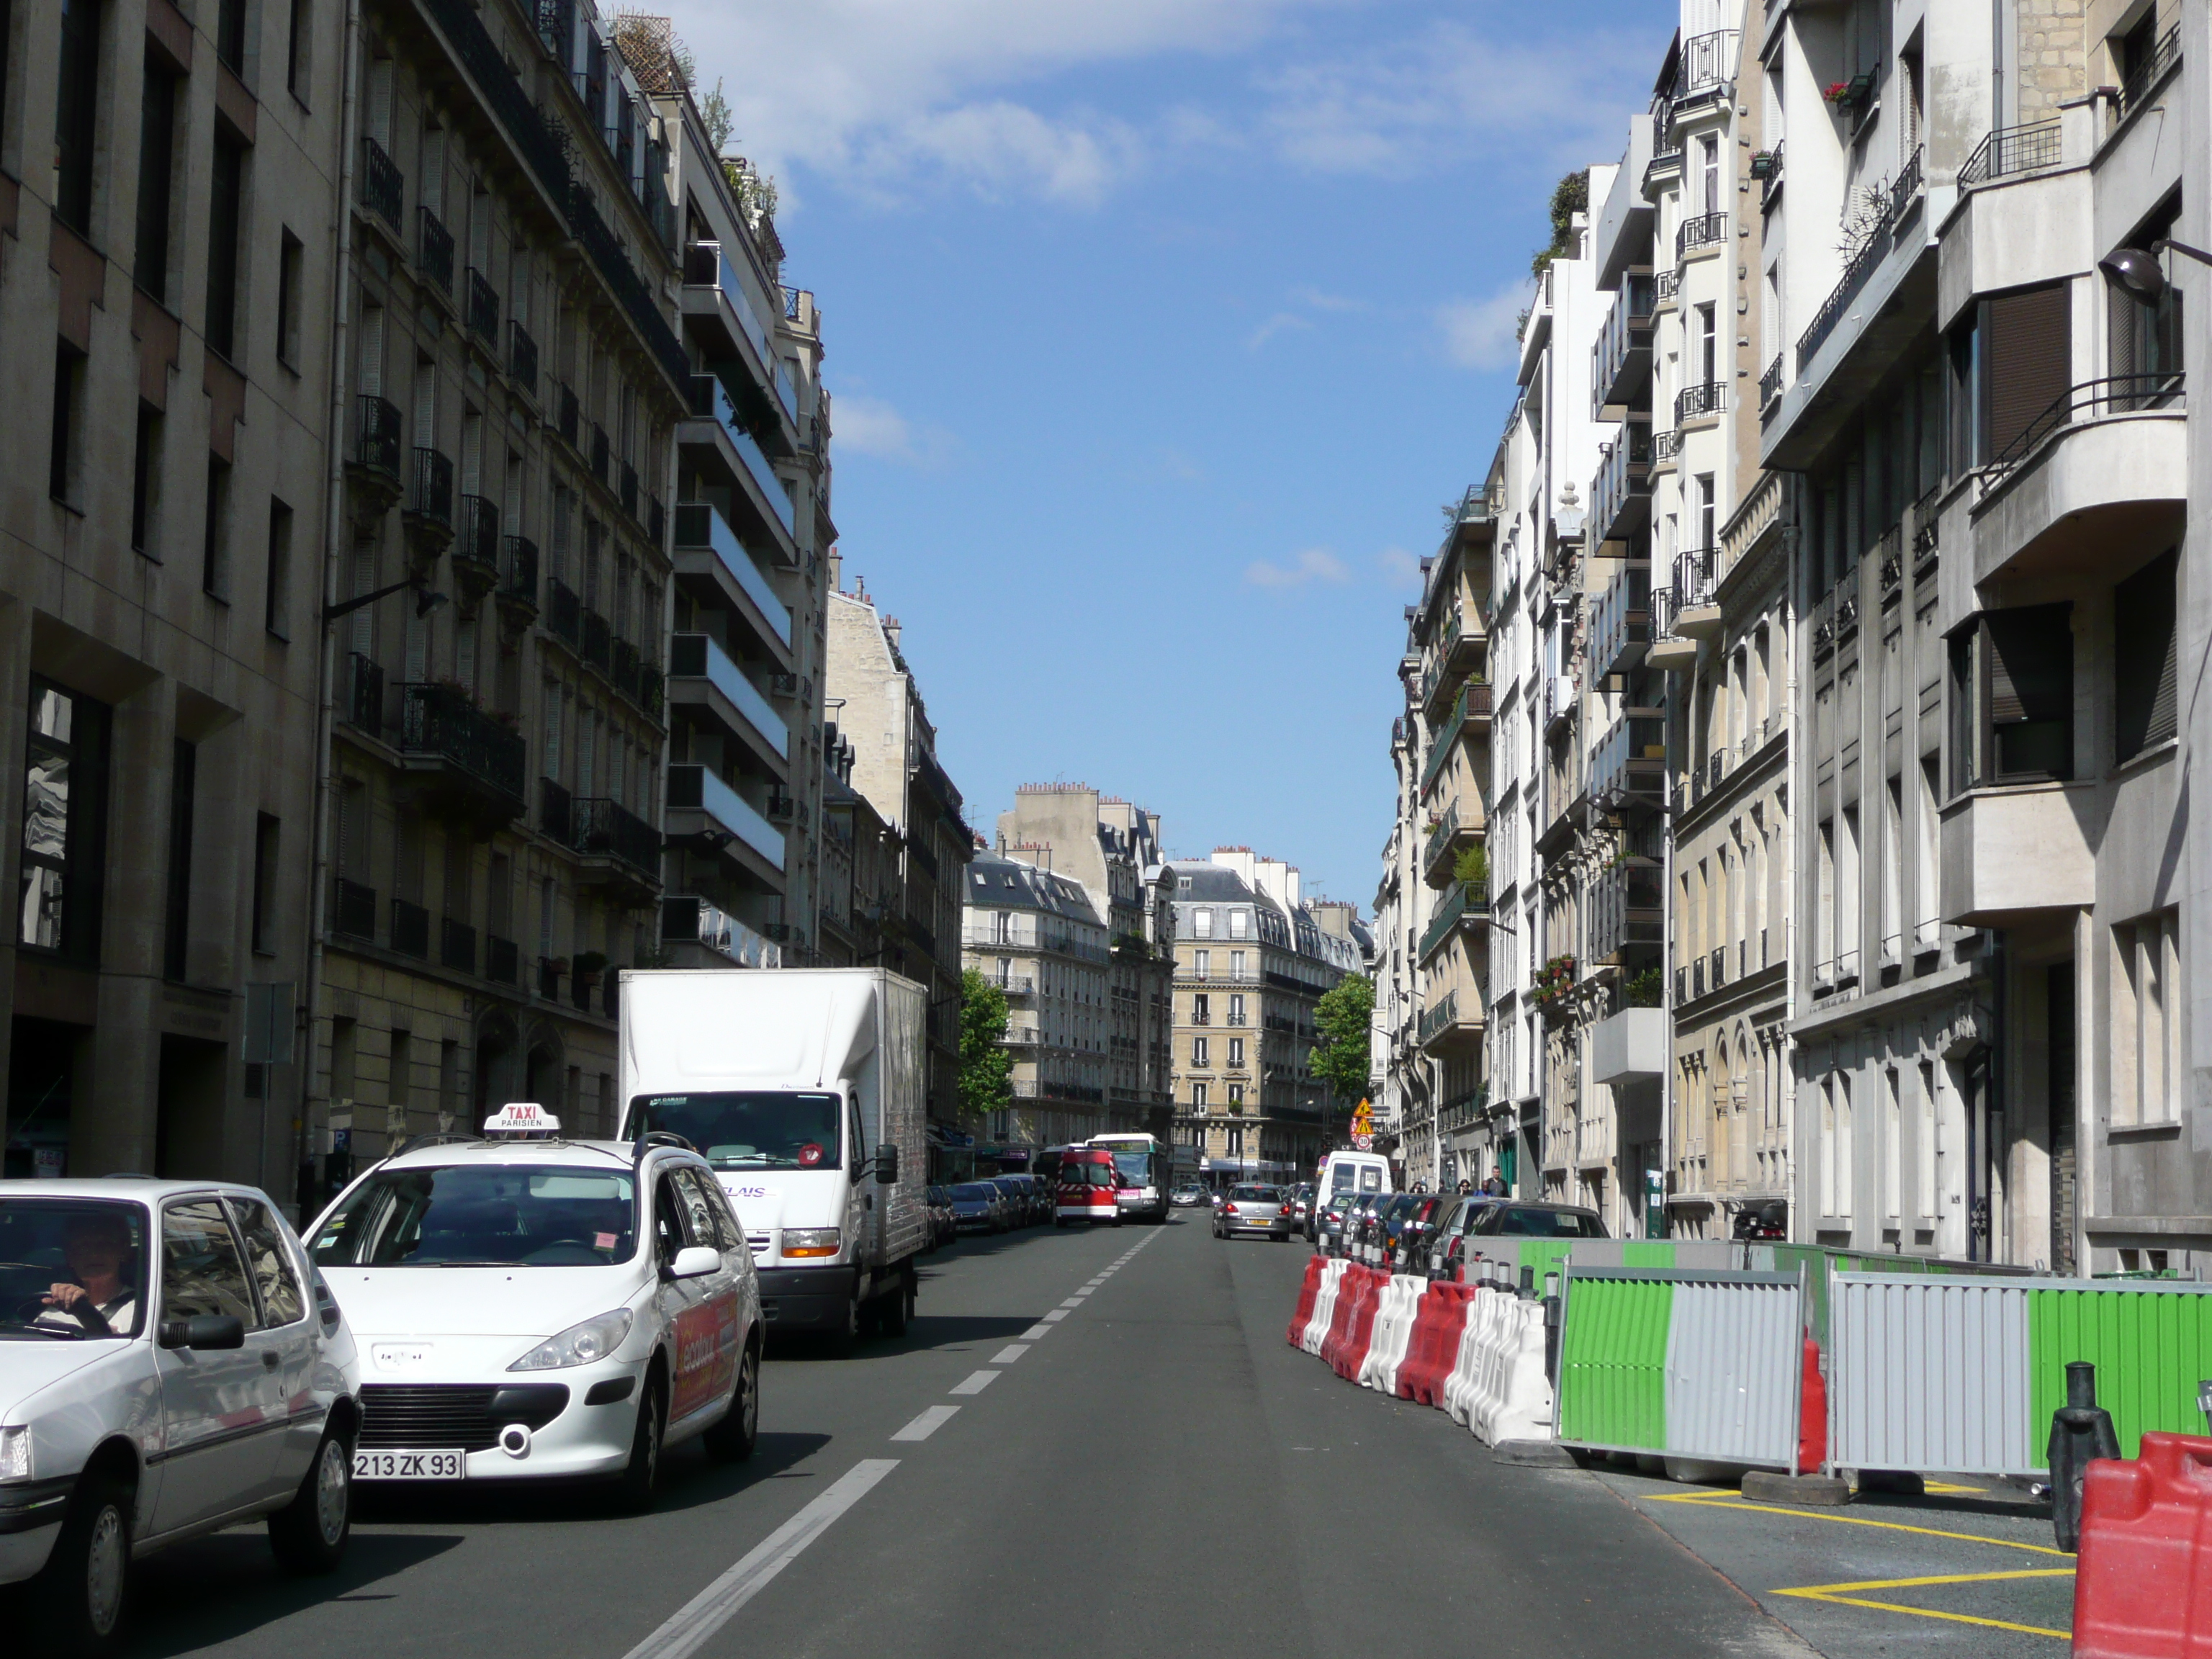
1319;1267;1367;1372
1287;1254;1326;1348
2074;1432;2212;1659
1798;1336;1826;1476
1400;1286;1472;1406
1336;1272;1384;1380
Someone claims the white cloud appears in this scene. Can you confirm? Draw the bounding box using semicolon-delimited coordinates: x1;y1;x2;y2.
1436;283;1532;372
1246;311;1313;350
1246;547;1349;589
1376;547;1423;589
831;392;958;467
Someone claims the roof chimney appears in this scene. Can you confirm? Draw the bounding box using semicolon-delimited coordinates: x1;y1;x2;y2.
884;616;902;651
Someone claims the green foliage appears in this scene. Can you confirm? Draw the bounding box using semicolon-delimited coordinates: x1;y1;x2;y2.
721;156;779;225
1308;975;1377;1104
698;78;734;157
1452;844;1488;889
1624;968;1663;1008
958;969;1014;1122
1529;168;1591;279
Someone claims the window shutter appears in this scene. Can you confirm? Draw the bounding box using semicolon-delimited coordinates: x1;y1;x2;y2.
1984;605;2071;724
1982;284;2071;459
2115;547;2179;758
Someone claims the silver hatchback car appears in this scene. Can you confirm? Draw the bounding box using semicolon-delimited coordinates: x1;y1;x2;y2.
1213;1185;1293;1241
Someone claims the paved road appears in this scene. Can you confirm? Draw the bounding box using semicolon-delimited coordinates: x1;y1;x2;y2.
118;1214;1820;1658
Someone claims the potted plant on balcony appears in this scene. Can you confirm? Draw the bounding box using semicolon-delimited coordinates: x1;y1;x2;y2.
572;949;608;989
1625;967;1664;1008
1452;844;1488;896
1822;73;1873;112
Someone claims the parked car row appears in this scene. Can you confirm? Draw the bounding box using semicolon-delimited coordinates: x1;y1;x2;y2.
932;1174;1053;1238
1323;1192;1608;1275
1;1105;770;1655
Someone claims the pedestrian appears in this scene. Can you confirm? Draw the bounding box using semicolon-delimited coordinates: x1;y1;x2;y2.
1482;1166;1507;1197
1456;1178;1472;1195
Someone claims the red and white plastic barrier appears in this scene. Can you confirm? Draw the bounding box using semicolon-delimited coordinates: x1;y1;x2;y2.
1357;1274;1429;1394
1292;1258;1349;1355
1398;1283;1475;1407
2073;1431;2212;1658
1285;1254;1328;1349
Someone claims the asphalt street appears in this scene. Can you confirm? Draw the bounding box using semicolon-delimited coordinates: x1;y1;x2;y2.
112;1215;1850;1658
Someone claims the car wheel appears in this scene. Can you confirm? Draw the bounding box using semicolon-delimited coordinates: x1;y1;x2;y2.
33;1470;132;1658
269;1428;352;1574
612;1375;666;1514
705;1341;760;1462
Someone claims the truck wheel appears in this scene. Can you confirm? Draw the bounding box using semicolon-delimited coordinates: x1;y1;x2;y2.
824;1292;861;1357
268;1429;352;1573
880;1272;914;1337
32;1470;132;1657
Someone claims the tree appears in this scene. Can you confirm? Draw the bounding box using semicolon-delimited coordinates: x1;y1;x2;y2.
958;969;1014;1123
698;78;734;157
1529;168;1591;279
1308;975;1377;1111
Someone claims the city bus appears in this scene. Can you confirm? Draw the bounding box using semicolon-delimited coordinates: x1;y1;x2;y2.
1087;1133;1174;1223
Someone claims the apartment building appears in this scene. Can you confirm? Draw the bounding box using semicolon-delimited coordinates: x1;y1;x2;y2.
1397;495;1498;1188
1371;717;1421;1164
645;21;835;971
824;579;971;1126
1760;0;2201;1270
312;0;689;1197
1595;4;1798;1241
1169;850;1359;1182
981;784;1176;1138
2;0;345;1184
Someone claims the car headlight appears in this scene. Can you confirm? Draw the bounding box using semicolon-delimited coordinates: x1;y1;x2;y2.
782;1227;841;1258
0;1426;30;1483
508;1308;634;1372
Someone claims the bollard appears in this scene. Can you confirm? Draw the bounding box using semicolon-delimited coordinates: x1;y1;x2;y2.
1542;1271;1563;1388
1519;1264;1536;1299
2049;1359;2123;1553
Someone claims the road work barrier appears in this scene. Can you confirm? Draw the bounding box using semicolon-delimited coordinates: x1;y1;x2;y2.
1321;1265;1382;1378
1294;1257;1349;1356
1444;1287;1554;1444
2072;1431;2212;1658
1829;1274;2212;1478
1399;1283;1475;1407
1555;1266;1807;1471
1358;1274;1429;1395
1286;1254;1328;1348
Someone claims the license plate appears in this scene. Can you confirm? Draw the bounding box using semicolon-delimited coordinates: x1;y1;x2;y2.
354;1449;467;1480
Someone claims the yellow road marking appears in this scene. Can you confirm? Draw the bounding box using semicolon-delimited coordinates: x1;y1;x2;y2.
1645;1492;2071;1557
1922;1480;1988;1495
1773;1569;2074;1640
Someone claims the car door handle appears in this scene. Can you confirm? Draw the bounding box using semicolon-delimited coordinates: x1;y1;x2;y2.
261;1349;280;1369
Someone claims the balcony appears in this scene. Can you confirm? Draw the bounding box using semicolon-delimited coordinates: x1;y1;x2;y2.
1416;878;1488;963
539;776;572;844
1591;271;1656;415
553;381;580;449
1676;211;1725;260
613;640;641;703
621;461;639;522
661;894;783;969
1588;859;1663;962
1674;29;1737;106
668;631;791;773
485;935;519;986
453;494;500;593
465;267;499;346
679;240;798;435
572;796;662;894
359;135;403;230
1669;547;1721;639
1959;118;2062;188
507;320;538;395
1591;1007;1665;1084
499;535;538;618
404;447;454;546
590;424;610;487
1939;781;2098;927
667;765;786;877
1591;562;1651;677
1760;354;1784;412
1969;376;2186;588
348;396;404;519
1417;989;1483;1054
390;897;429;959
416;207;455;298
580;608;612;673
1592;420;1654;541
1421;800;1482;888
333;878;377;941
440;917;477;974
1419;680;1491;793
544;577;580;649
680;374;797;559
396;682;526;822
1675;380;1725;424
343;655;385;737
1590;709;1667;810
672;500;794;665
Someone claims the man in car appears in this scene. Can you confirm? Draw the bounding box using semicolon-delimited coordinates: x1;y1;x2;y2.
38;1210;140;1336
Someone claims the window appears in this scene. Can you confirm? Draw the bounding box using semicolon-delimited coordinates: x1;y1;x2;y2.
137;53;179;302
1696;473;1715;549
163;739;195;981
1697;305;1717;385
1192;948;1208;978
207;133;246;362
2112;909;2181;1125
2114;549;2178;762
1226;1083;1244;1107
1191;1082;1208;1110
204;457;233;597
1192;907;1213;938
1699;133;1719;215
1228;992;1245;1025
286;0;312;99
215;0;247;72
131;405;161;555
276;230;303;368
1228;909;1248;939
1230;949;1246;976
19;679;110;961
1980;284;2070;462
251;812;279;953
55;0;101;234
160;1200;254;1324
1192;1037;1208;1066
264;497;293;637
228;1196;306;1326
1228;1038;1244;1068
50;341;84;505
1983;605;2074;781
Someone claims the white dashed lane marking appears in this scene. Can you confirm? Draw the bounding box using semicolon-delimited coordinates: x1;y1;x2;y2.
992;1345;1030;1364
891;1406;960;1442
948;1370;999;1396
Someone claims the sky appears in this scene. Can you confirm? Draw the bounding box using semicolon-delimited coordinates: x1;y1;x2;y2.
657;0;1671;915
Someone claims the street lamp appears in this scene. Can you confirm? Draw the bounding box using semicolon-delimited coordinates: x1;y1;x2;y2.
2098;238;2212;303
323;577;446;626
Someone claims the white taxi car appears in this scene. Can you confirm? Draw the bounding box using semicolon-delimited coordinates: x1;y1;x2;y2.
0;1180;361;1655
307;1105;760;1511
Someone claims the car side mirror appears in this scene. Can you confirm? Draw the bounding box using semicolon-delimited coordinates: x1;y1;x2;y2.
160;1313;245;1350
876;1143;899;1185
669;1246;721;1280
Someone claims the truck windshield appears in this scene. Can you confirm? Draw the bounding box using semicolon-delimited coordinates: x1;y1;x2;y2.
627;1092;843;1171
310;1166;638;1267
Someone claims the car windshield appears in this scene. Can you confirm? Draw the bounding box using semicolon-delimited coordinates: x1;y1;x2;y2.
625;1091;843;1171
0;1198;148;1340
310;1165;638;1267
950;1184;994;1202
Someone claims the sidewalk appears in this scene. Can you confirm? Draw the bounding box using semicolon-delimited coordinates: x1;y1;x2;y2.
1596;1465;2072;1657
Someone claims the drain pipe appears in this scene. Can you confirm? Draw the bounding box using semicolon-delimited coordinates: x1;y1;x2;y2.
297;0;364;1220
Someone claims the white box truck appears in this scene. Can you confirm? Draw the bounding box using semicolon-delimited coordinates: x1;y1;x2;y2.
618;967;928;1349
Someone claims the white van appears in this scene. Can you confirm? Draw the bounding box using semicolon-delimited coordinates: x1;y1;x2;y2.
1312;1152;1392;1238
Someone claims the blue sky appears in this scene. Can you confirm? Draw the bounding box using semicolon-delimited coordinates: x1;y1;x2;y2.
661;0;1669;914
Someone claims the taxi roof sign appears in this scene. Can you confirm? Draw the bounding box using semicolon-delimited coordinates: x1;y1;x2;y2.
485;1102;560;1138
